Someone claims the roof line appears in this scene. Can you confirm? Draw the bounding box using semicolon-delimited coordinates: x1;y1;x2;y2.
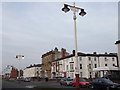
51;52;117;62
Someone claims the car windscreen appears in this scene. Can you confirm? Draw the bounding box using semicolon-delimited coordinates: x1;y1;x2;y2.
66;78;72;81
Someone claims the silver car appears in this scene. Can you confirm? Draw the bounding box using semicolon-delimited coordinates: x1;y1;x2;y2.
60;78;73;86
24;77;31;82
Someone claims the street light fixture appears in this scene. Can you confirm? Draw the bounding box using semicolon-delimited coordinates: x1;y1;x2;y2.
16;55;25;79
62;2;86;89
62;4;70;13
62;4;86;16
79;9;86;16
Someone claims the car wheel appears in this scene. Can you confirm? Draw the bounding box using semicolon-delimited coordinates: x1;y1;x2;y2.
106;86;110;90
72;84;75;87
65;83;67;86
80;84;82;88
90;85;94;89
60;83;62;86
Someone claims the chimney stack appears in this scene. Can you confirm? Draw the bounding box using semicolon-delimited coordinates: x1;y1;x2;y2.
54;47;58;52
72;50;75;55
61;48;66;58
54;47;59;59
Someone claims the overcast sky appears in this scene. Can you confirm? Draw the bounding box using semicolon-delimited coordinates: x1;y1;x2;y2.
1;1;119;73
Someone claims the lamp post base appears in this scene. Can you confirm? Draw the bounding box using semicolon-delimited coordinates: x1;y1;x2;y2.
75;74;80;90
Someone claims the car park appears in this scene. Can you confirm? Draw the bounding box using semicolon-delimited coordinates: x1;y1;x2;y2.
89;78;120;89
72;78;89;88
60;78;73;86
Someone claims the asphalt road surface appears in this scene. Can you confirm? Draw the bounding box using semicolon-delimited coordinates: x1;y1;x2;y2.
2;80;92;90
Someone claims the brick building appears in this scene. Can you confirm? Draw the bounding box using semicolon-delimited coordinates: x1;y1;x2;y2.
41;47;69;78
10;67;18;79
2;65;18;79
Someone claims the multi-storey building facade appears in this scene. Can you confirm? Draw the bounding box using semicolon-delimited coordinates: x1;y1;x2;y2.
41;47;69;78
23;64;42;78
51;51;118;79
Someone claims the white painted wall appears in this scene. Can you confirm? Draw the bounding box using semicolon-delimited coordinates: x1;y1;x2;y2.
117;44;120;68
23;67;42;78
51;54;118;79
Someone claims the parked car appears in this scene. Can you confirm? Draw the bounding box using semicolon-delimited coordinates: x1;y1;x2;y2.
24;77;31;82
89;78;120;89
102;74;111;79
55;77;64;82
17;77;25;81
102;74;120;80
60;78;73;86
72;78;89;88
8;78;16;81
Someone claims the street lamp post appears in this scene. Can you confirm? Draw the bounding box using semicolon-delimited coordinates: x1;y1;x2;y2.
62;2;86;89
16;55;25;79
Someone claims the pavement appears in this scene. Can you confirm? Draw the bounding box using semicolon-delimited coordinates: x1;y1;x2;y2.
0;80;2;90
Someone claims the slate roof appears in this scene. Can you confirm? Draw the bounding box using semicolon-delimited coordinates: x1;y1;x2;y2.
25;64;42;69
51;52;117;62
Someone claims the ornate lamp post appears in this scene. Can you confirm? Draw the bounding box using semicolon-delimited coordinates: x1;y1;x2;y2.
16;55;25;79
62;2;86;89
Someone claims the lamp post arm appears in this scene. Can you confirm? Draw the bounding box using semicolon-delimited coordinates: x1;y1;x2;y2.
64;4;83;10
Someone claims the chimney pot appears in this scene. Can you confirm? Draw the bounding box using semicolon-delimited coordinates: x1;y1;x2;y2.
93;52;97;54
105;52;107;54
54;47;58;51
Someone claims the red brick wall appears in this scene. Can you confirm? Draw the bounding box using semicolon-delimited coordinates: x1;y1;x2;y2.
10;68;18;78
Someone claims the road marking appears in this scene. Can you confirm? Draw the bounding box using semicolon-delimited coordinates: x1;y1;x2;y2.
26;85;34;88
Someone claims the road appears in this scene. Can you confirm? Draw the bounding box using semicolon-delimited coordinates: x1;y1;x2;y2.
2;80;92;90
